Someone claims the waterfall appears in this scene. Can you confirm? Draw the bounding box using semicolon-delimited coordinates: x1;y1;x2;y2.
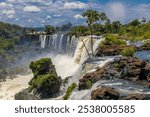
39;35;46;48
73;36;103;64
39;33;78;54
59;34;64;51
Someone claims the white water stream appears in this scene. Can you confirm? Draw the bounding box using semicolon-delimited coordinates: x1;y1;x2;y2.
0;35;108;100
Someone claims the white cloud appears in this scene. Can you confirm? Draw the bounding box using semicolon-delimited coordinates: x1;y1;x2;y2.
7;14;15;18
106;2;126;21
15;18;19;21
74;14;84;20
1;9;15;15
27;19;32;22
46;15;52;19
0;2;13;8
64;1;88;9
23;6;41;12
0;2;15;18
53;14;61;17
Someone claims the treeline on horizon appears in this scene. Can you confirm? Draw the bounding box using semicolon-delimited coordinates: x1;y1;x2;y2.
42;10;150;41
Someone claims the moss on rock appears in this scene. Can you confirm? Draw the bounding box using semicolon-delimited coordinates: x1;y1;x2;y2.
28;58;61;98
63;83;77;100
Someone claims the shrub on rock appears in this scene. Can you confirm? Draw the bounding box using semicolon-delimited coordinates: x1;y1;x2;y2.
121;47;135;57
28;58;61;98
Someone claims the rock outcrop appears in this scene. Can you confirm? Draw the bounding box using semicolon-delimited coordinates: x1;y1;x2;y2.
15;58;61;99
125;93;146;100
79;57;150;91
79;68;105;90
91;87;120;100
96;45;135;56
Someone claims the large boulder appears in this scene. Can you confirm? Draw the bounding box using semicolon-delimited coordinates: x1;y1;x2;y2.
91;87;120;100
28;58;61;98
79;68;105;90
15;58;61;99
116;57;150;82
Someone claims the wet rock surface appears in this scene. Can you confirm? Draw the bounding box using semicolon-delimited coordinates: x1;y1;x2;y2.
79;57;150;100
91;86;120;100
124;93;146;100
79;57;150;90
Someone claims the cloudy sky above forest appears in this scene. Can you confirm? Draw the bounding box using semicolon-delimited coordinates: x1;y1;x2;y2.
0;0;150;27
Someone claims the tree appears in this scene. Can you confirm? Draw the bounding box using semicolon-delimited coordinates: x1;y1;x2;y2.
44;25;56;34
129;19;141;27
99;12;107;23
112;21;122;34
68;26;90;58
82;10;99;56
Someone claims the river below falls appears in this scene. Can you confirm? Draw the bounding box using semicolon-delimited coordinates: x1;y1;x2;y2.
0;51;149;100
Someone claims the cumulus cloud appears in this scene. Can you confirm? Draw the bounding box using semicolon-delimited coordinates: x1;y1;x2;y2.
23;6;41;12
0;0;150;27
64;1;88;9
0;2;15;18
73;14;84;19
46;15;52;19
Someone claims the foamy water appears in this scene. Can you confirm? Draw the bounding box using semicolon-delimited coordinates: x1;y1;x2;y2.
0;74;33;100
0;54;79;100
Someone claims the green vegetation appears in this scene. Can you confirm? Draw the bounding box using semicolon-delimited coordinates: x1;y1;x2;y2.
85;80;93;89
0;22;27;50
82;10;108;56
44;25;56;34
29;73;57;92
63;77;69;86
121;47;135;57
29;58;54;77
113;63;120;69
63;83;77;100
101;34;126;46
143;40;150;47
28;58;61;98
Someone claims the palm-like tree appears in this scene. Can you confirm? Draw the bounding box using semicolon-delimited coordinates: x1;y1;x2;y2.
82;10;99;56
68;26;90;58
44;25;56;35
99;12;107;23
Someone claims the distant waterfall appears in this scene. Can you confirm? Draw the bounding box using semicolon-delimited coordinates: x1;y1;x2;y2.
40;35;46;48
39;33;78;54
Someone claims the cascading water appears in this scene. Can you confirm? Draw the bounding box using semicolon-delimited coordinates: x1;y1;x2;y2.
40;35;46;48
39;33;78;54
0;34;105;100
73;36;103;64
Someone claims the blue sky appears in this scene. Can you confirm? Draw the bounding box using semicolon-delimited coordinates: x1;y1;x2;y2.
0;0;150;27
